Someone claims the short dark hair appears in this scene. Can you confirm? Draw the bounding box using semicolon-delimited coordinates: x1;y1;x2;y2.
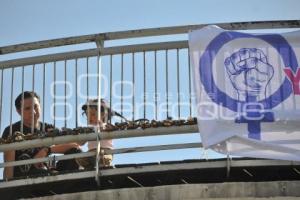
81;99;106;115
15;91;40;110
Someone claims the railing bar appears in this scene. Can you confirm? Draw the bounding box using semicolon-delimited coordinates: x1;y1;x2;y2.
188;49;192;117
0;65;4;133
121;53;124;122
177;49;180;119
97;53;102;125
132;53;135;121
9;67;14;136
154;50;158;120
32;64;35;93
0;142;202;168
86;57;89;104
143;51;146;119
64;60;67;128
97;55;99;103
21;66;25;133
0;125;199;151
109;55;113;123
96;50;102;185
0;41;189;68
75;59;78;127
96;44;102;122
111;142;202;154
31;64;36;134
42;63;46;132
166;50;169;118
6;143;298;171
97;54;100;120
1;20;299;54
5;28;300;68
53;62;56;127
0;152;96;168
86;57;90;127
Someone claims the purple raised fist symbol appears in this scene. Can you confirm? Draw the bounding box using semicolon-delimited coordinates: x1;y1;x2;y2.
224;48;274;100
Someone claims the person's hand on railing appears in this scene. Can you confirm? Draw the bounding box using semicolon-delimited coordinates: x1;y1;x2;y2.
51;143;81;154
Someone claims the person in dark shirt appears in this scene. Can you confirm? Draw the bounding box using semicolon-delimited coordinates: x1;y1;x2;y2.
2;91;81;179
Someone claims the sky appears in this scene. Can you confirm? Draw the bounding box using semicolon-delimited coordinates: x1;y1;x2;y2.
0;0;300;179
0;0;300;46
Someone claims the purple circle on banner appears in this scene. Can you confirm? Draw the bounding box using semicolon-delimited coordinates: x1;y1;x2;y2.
199;31;297;112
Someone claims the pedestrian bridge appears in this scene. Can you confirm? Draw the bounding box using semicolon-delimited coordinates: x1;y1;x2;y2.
0;20;299;199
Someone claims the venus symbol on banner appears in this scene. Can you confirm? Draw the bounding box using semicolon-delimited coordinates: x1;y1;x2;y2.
199;32;298;140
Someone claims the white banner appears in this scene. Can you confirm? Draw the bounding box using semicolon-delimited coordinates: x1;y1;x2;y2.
189;25;300;161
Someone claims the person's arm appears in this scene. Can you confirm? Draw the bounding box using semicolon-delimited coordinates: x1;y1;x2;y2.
3;150;15;180
44;124;81;153
50;143;80;154
33;143;81;168
33;148;49;168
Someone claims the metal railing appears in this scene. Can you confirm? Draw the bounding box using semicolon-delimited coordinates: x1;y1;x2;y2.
0;20;299;188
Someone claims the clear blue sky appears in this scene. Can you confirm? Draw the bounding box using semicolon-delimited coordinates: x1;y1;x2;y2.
0;0;299;46
0;0;299;178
